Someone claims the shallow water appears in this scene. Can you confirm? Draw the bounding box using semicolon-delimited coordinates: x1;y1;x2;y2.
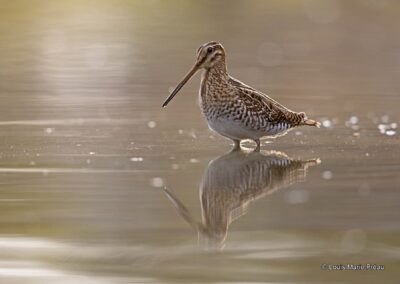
0;0;399;283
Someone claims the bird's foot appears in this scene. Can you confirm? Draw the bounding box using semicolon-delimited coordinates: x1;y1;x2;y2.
230;140;242;152
254;139;261;152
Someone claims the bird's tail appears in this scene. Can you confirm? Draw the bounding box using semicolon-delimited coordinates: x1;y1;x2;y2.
304;119;321;127
299;112;321;128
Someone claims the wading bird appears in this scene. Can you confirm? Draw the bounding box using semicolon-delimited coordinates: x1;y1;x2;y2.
162;41;320;151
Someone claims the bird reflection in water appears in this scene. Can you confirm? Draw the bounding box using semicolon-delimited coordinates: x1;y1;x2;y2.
163;149;320;250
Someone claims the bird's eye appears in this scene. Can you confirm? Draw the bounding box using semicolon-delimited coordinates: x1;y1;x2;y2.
207;47;213;53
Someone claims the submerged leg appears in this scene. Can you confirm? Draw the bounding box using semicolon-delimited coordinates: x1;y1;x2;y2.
231;139;241;151
254;139;261;152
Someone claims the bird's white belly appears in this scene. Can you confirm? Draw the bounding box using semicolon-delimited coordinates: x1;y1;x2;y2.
207;117;262;140
207;116;291;141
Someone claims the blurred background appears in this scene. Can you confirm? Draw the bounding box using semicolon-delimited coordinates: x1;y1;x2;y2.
0;0;399;283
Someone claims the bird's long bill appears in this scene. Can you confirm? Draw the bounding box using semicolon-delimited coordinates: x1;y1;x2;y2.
162;63;200;107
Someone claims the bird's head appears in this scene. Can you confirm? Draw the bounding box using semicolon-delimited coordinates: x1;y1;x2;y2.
195;41;226;69
162;41;226;107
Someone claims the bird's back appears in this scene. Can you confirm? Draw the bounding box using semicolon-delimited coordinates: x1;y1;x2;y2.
228;77;306;127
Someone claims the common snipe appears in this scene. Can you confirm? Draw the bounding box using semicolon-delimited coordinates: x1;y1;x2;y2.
162;41;320;151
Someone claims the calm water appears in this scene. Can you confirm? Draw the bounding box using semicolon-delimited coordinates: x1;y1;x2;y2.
0;1;399;283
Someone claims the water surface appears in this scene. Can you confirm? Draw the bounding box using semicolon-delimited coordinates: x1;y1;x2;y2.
0;1;399;283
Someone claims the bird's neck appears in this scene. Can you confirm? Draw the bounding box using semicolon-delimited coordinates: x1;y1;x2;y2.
200;59;230;106
201;60;229;90
206;60;228;81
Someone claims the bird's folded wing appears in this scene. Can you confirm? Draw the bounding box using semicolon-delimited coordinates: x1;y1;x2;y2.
229;78;291;124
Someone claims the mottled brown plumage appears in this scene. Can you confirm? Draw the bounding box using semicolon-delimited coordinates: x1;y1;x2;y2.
163;41;320;151
163;149;320;250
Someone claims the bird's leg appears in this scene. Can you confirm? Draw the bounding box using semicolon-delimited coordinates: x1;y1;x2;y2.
254;139;261;152
231;139;241;151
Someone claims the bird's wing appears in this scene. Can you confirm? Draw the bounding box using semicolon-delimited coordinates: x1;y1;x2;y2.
228;77;300;125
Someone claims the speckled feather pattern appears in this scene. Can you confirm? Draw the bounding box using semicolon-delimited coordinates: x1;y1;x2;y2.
200;59;306;139
163;41;319;146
